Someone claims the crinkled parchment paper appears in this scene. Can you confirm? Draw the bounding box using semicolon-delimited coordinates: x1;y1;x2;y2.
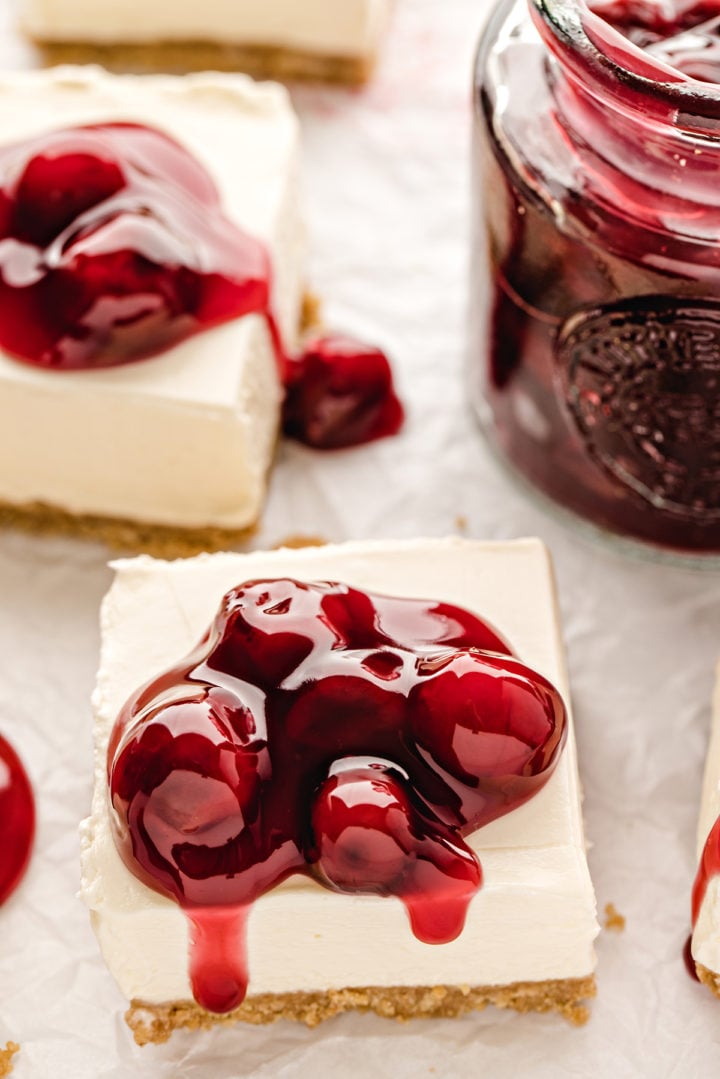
0;1;719;1075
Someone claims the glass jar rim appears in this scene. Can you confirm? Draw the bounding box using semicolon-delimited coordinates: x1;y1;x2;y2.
533;0;720;126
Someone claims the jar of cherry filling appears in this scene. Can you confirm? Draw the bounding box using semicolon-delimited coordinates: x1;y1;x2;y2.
472;0;720;555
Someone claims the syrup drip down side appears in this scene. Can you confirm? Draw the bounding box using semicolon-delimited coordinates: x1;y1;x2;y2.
107;578;567;1015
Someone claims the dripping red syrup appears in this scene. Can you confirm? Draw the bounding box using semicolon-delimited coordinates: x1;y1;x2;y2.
0;123;402;450
688;812;720;982
0;733;35;905
109;579;567;1015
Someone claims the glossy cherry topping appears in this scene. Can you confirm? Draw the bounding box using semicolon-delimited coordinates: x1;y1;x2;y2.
283;336;404;449
0;123;271;371
0;122;403;449
0;733;35;905
687;812;720;980
692;813;720;912
109;579;567;1014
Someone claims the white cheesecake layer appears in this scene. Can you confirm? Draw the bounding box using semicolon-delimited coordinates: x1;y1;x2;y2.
0;67;303;530
692;664;720;974
23;0;389;57
82;537;599;1003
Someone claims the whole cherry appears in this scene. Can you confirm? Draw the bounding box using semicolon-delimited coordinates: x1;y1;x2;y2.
411;649;566;829
311;759;418;894
14;143;125;246
283;335;404;450
0;733;35;905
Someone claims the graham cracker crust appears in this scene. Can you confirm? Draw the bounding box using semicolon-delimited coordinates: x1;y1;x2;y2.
127;975;597;1046
0;499;256;558
37;40;374;85
697;963;720;997
274;534;328;550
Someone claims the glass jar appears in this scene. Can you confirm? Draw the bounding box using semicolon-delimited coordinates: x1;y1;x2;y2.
471;0;720;555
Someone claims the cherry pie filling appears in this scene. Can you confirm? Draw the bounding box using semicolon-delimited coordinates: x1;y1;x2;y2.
0;122;402;449
109;578;567;1014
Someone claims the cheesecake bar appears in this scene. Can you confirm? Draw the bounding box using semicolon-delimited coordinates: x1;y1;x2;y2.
82;537;599;1045
23;1;390;85
691;664;720;992
0;66;303;555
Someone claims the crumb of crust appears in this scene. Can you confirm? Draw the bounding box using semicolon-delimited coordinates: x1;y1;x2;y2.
696;963;720;997
454;515;468;533
126;976;596;1046
0;1043;19;1078
274;535;329;550
604;902;626;932
301;291;323;334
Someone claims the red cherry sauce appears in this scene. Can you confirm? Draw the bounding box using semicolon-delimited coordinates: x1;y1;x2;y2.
588;1;720;81
109;579;567;1014
0;733;35;904
284;336;404;450
688;812;720;979
0;122;402;450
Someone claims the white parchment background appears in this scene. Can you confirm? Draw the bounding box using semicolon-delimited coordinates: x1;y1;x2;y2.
0;1;719;1076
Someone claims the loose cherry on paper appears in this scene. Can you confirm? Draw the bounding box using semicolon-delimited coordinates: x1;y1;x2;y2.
283;336;404;449
0;733;35;905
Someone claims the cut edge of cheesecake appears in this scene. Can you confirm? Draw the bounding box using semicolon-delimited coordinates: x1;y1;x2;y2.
127;975;598;1046
0;292;321;556
35;40;376;86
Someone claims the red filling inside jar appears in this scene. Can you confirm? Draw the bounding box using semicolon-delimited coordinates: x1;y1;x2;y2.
587;0;720;82
0;733;35;905
472;0;720;552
